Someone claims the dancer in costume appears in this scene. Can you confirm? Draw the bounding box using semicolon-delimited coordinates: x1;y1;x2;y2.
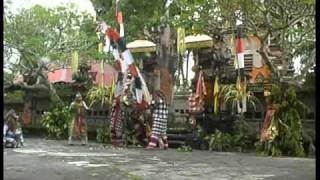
110;73;134;147
3;109;24;148
96;0;151;147
69;93;89;145
260;90;278;141
96;22;151;146
146;90;169;150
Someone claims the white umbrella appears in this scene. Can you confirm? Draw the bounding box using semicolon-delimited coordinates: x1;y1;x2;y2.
126;40;156;53
184;34;213;49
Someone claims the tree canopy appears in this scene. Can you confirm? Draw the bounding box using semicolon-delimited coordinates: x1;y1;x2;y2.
4;4;98;74
4;0;315;86
91;0;315;85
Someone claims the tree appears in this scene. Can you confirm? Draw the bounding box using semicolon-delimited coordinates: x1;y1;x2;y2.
90;0;315;105
4;4;100;125
91;0;179;103
4;4;99;93
171;0;315;85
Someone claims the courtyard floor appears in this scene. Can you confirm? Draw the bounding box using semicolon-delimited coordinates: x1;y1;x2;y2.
4;138;315;180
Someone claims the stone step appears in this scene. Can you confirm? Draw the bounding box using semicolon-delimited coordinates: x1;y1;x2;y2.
167;140;186;147
167;134;188;141
167;128;191;134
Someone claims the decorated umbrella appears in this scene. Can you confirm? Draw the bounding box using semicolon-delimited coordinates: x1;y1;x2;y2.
185;34;213;49
126;40;156;53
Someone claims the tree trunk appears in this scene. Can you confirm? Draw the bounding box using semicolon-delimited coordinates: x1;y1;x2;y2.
157;14;176;105
22;92;33;126
256;36;280;82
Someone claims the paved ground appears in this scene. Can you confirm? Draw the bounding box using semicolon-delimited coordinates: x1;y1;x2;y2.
4;138;315;180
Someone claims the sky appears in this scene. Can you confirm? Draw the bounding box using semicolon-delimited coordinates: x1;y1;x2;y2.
5;0;95;15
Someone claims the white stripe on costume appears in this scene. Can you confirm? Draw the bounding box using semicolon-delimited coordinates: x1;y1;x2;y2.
103;36;111;53
121;61;128;74
112;49;120;60
120;24;124;37
121;50;134;65
237;52;245;69
135;89;143;103
115;82;123;98
137;69;152;104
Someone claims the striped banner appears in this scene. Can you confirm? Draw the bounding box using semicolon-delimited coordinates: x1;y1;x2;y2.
116;0;124;37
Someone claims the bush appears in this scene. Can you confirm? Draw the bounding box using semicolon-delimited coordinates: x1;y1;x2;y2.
205;129;234;152
204;118;256;152
87;86;112;108
41;103;72;139
232;116;256;152
96;127;111;144
177;145;193;152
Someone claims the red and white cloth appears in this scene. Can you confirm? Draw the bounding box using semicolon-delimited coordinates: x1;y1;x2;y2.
188;71;207;113
235;36;245;70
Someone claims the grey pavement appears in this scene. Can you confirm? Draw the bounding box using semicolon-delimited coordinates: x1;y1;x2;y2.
4;138;315;180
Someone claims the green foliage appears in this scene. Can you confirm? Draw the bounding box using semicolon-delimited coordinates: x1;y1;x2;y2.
256;84;308;157
41;103;72;139
54;84;75;98
4;4;98;75
87;86;112;108
4;90;25;103
177;145;193;152
205;129;234;152
91;0;170;42
196;124;208;141
202;115;256;152
96;127;111;144
220;84;261;114
232;116;256;152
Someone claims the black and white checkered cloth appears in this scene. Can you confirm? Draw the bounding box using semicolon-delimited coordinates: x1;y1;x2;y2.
151;98;168;137
151;99;168;119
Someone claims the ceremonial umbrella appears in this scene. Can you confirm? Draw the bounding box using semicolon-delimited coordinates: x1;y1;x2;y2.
184;34;213;49
126;40;156;53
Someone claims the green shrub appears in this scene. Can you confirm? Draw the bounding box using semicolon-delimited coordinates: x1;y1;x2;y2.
87;86;112;108
41;103;72;139
205;129;234;152
96;127;111;144
177;145;193;152
232;116;256;152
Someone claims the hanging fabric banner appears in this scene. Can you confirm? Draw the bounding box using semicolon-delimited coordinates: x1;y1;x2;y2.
213;77;219;114
116;0;124;37
71;51;79;74
231;32;238;69
177;27;186;56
